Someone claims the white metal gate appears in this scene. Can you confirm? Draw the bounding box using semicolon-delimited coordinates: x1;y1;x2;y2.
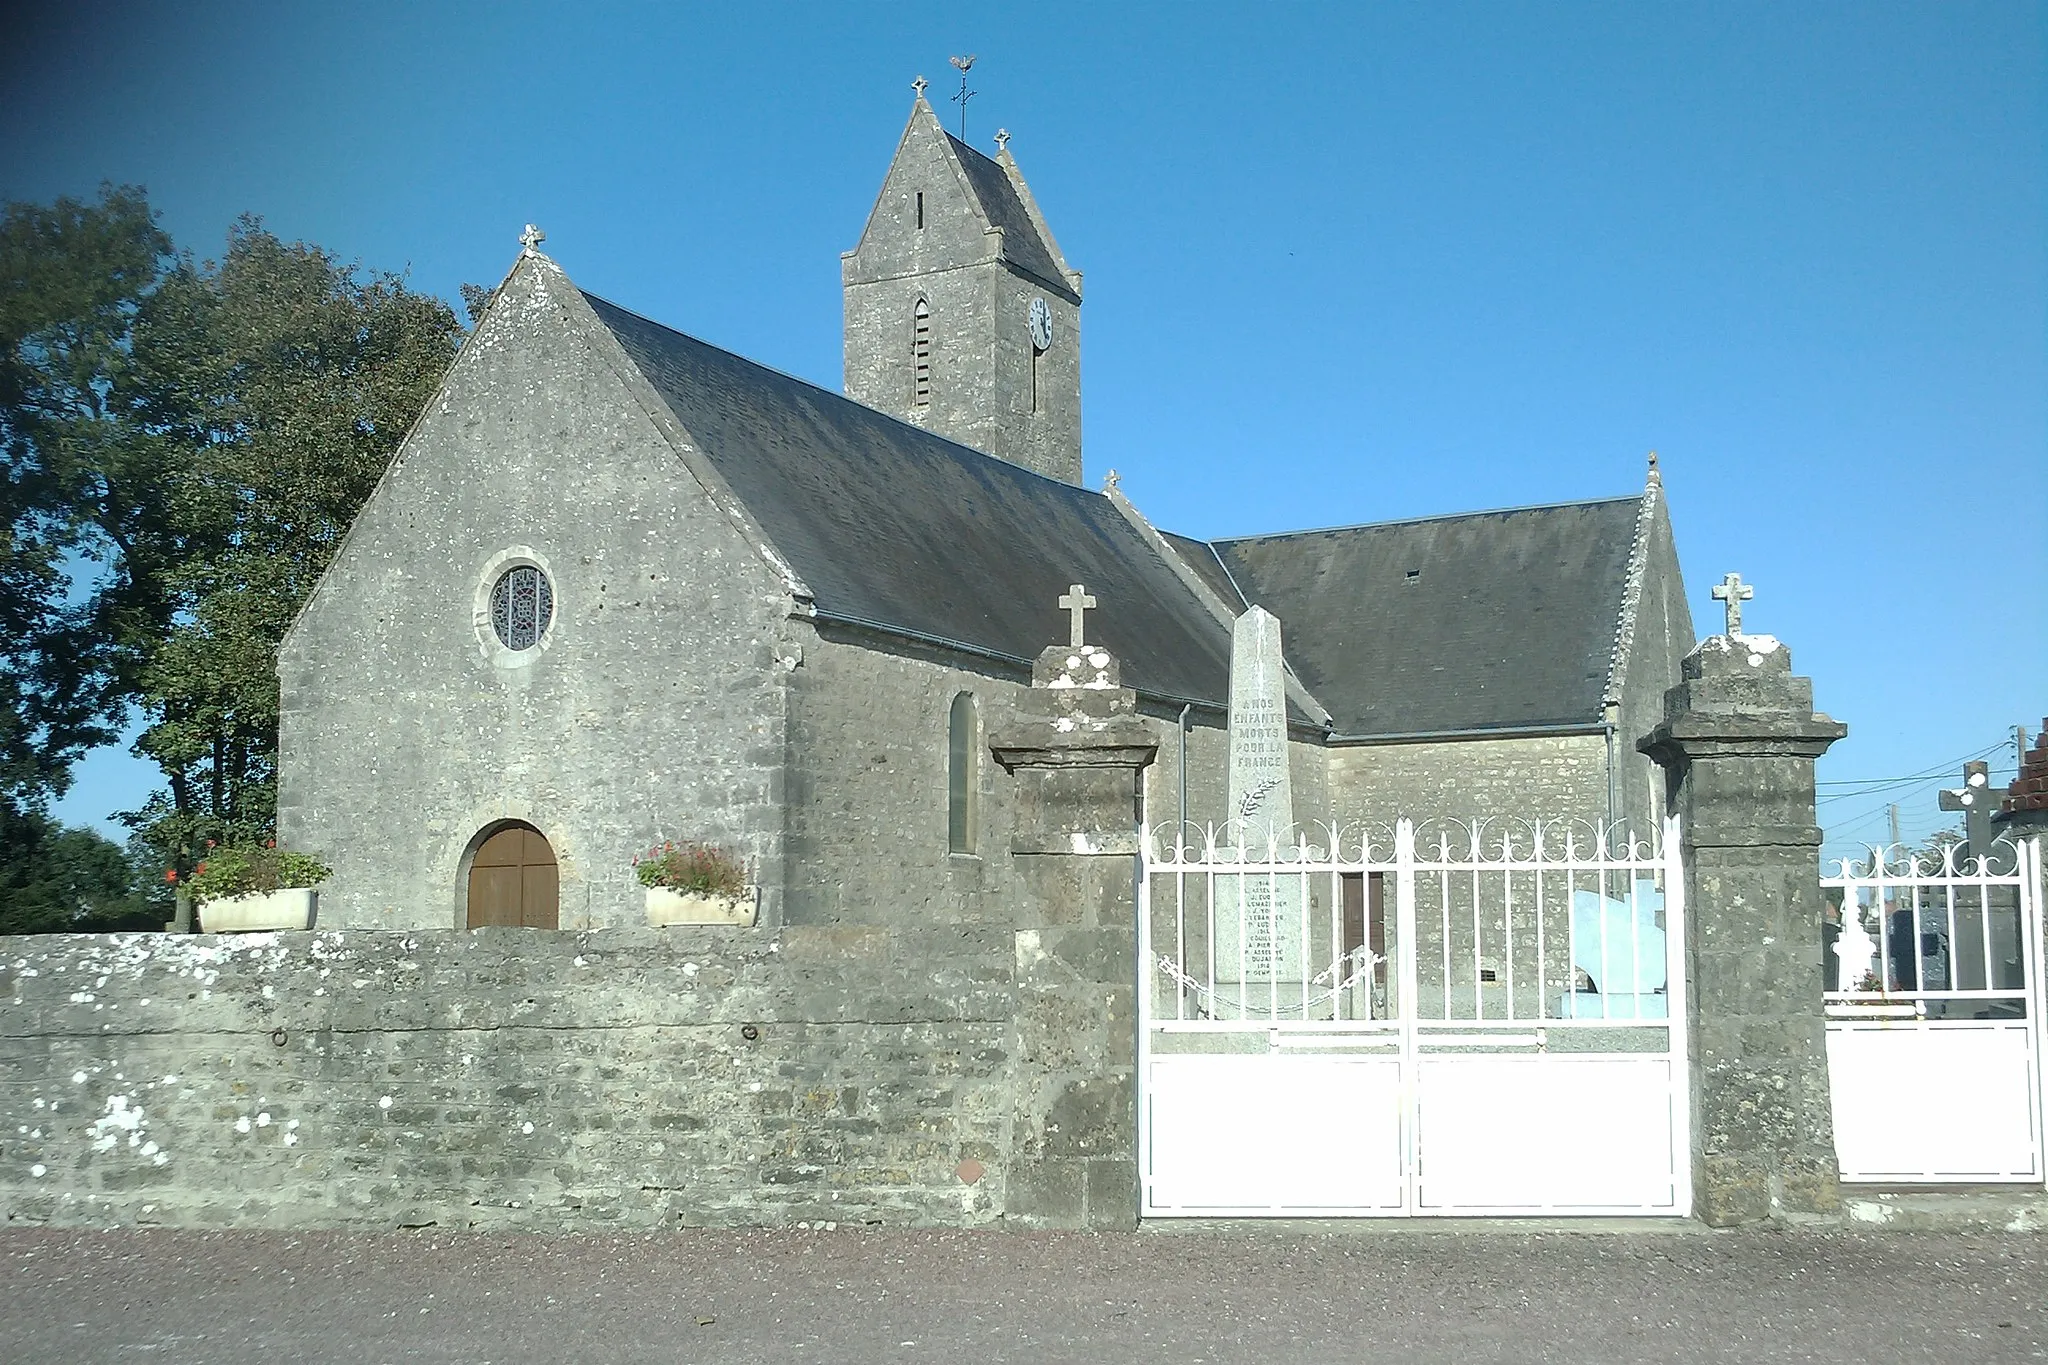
1822;836;2046;1184
1139;816;1690;1217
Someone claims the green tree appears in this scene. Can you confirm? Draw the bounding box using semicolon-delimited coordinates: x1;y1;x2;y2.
2;188;462;916
119;219;463;872
0;185;173;813
0;806;151;934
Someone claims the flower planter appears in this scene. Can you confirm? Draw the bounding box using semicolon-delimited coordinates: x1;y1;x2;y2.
644;885;755;927
198;887;318;933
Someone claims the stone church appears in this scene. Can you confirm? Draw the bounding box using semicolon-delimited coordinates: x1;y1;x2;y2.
277;92;1693;932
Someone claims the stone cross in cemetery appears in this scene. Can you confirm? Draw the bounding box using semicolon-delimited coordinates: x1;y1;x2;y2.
1058;583;1096;648
1939;760;2001;864
1214;605;1303;1011
1711;572;1754;636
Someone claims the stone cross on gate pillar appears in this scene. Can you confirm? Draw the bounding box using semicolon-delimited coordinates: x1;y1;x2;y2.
1058;583;1097;647
519;223;546;254
1640;618;1847;1226
1711;572;1754;636
1939;760;1999;859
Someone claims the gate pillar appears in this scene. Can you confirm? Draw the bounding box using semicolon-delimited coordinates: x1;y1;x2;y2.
1641;586;1847;1227
990;634;1158;1229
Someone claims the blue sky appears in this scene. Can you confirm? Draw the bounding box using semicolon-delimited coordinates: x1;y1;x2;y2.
2;1;2042;864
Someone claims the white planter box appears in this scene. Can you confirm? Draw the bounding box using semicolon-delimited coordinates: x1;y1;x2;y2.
198;887;318;933
644;886;755;927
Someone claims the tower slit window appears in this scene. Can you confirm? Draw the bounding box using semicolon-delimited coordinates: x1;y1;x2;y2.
912;298;933;407
915;191;924;230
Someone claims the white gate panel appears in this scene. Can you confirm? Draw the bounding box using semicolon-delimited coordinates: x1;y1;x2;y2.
1821;836;2045;1184
1415;1054;1683;1212
1145;1054;1405;1213
1827;1022;2042;1181
1140;817;1689;1217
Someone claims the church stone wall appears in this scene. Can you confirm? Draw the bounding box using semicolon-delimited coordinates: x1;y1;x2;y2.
1325;734;1614;831
0;927;1013;1230
278;263;793;932
1140;714;1228;836
782;628;1029;926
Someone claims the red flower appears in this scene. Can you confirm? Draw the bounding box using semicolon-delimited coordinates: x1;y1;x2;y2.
163;869;178;884
205;839;216;849
265;838;276;849
194;862;207;876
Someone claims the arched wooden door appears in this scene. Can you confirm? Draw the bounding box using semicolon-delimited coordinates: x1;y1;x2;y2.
466;824;558;929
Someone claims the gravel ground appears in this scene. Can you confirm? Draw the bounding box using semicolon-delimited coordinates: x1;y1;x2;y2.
2;1224;2043;1364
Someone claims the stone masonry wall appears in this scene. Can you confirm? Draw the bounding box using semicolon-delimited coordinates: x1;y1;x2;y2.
782;628;1030;928
2;926;1016;1230
1327;733;1614;831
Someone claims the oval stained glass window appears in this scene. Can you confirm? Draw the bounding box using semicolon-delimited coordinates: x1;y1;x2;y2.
489;565;553;650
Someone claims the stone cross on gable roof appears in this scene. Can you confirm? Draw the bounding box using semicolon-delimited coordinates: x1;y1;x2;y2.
1058;583;1097;648
994;128;1010;153
1711;572;1754;636
912;75;928;97
519;224;546;254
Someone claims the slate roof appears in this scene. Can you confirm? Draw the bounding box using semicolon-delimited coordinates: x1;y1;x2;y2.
585;293;1235;710
585;287;1646;738
1160;529;1248;613
945;134;1068;290
1209;499;1644;737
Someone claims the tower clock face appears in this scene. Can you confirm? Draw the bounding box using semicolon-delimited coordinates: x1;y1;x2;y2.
1028;297;1053;351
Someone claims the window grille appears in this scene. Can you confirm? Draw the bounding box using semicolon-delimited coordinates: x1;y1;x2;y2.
489;565;553;651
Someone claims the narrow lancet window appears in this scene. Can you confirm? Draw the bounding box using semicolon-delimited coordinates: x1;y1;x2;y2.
915;191;924;230
948;692;978;853
912;298;933;407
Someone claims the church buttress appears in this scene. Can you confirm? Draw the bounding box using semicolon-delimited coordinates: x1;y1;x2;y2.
842;86;1083;485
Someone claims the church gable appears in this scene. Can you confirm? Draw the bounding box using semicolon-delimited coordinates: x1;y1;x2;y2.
278;250;796;929
842;95;1070;295
843;96;1005;283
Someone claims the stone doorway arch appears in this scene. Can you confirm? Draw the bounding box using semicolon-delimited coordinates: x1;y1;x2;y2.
465;823;559;929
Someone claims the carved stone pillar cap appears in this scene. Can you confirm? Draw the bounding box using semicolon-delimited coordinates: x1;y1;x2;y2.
1033;643;1120;690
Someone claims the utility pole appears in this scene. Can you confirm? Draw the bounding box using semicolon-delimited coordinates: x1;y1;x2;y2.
1888;803;1903;849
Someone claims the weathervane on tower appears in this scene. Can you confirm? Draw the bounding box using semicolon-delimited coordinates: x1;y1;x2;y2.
949;54;978;141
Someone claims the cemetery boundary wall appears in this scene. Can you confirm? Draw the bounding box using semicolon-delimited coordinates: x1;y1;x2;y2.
0;924;1034;1230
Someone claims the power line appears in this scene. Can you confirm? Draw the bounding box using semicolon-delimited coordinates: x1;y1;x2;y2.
1815;740;2013;806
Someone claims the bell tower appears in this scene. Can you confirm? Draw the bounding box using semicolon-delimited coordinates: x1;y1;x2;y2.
842;84;1083;485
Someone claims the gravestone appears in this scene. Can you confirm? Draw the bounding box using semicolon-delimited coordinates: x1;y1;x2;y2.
1213;606;1304;1014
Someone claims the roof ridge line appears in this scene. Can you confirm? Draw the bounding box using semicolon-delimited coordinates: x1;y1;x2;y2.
1209;493;1644;545
1603;474;1661;708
